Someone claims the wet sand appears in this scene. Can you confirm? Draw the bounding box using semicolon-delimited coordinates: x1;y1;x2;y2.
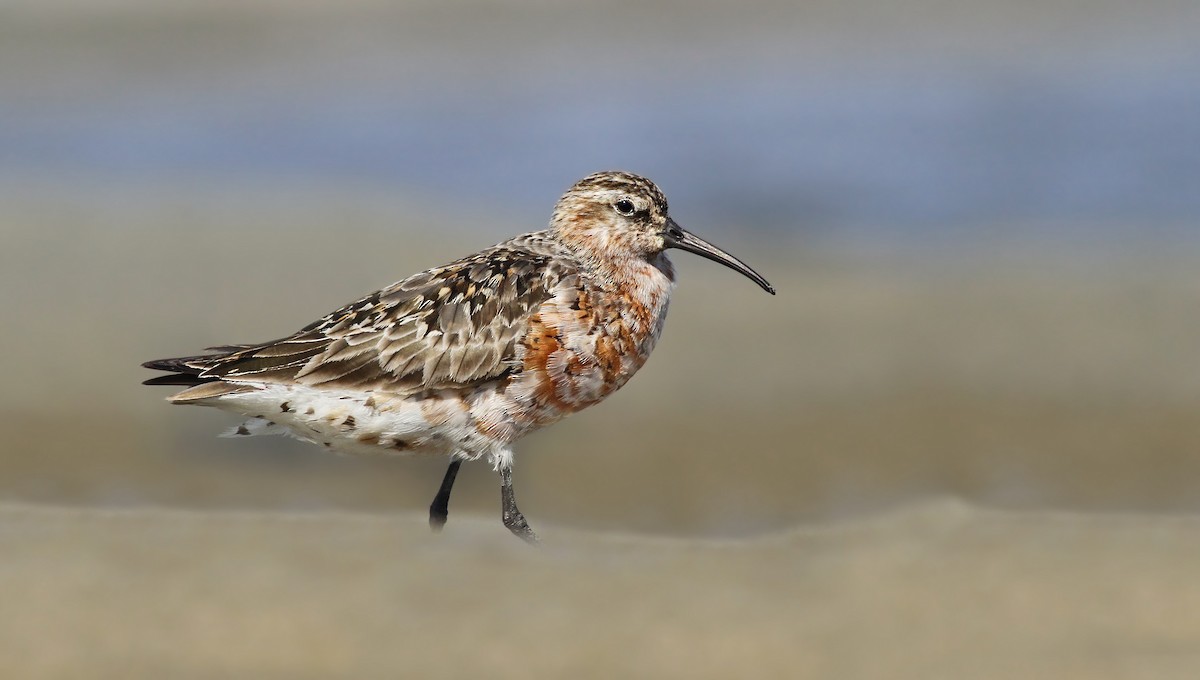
3;501;1200;679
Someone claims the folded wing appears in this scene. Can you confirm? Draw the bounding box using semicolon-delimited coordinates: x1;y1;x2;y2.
144;241;566;398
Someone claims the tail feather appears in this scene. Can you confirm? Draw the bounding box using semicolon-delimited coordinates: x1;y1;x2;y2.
144;348;264;403
141;355;216;386
143;340;282;386
142;373;209;386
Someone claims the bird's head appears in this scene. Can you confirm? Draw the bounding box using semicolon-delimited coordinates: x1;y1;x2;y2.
551;171;774;294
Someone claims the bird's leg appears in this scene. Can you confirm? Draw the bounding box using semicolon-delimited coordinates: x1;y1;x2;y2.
428;459;462;532
500;465;538;544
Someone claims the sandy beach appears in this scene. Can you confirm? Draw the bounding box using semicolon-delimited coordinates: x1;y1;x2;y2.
3;500;1199;679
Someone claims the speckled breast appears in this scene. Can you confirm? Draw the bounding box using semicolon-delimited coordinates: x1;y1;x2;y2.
504;256;675;433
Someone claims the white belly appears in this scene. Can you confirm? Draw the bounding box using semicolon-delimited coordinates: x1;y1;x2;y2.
211;384;507;465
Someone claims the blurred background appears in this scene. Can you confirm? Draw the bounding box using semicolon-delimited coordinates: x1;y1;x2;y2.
4;1;1200;677
2;0;1199;533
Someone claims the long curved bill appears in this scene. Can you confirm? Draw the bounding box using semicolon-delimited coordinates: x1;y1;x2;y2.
663;218;775;295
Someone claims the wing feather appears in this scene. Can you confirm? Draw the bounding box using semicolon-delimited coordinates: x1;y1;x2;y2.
190;234;571;394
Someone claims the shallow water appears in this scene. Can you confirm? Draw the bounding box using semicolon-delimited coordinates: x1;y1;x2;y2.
1;2;1198;240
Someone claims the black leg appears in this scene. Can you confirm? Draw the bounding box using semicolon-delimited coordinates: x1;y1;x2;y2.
428;460;462;532
500;466;538;544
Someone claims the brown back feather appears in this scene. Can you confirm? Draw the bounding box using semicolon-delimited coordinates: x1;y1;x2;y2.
183;233;573;394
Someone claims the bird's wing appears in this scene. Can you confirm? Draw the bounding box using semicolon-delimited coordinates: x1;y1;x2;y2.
189;238;569;394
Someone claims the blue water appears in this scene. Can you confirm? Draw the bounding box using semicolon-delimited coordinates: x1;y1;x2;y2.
3;58;1199;238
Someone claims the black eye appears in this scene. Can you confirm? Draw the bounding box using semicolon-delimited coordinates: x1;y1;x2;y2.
614;199;636;216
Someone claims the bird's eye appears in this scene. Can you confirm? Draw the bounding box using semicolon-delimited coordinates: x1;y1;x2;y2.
614;199;636;216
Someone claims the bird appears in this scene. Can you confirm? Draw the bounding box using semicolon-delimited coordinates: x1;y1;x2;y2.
143;171;774;542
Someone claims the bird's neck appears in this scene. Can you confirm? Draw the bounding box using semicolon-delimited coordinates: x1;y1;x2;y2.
573;245;675;298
